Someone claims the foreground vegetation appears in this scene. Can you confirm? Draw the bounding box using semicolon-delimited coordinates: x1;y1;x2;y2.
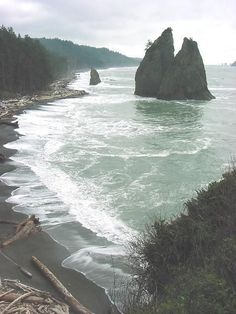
125;166;236;313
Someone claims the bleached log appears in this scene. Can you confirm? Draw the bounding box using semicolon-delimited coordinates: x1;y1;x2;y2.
32;256;92;314
0;292;50;304
15;215;39;233
1;291;33;314
1;215;41;247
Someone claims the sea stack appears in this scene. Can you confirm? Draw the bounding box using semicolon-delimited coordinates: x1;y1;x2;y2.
135;27;174;97
135;28;215;100
90;68;101;85
159;38;215;100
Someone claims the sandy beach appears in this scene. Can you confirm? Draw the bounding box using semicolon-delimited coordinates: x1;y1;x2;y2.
0;84;119;313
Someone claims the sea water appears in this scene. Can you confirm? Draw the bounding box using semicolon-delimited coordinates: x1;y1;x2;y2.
1;66;236;294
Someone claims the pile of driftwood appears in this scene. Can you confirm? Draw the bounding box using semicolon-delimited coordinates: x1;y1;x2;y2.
0;216;92;314
31;256;92;314
0;258;92;314
0;279;69;313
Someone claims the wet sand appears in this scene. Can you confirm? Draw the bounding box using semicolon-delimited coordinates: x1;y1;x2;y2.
0;120;119;313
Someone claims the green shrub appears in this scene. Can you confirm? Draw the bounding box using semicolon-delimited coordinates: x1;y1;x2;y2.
158;270;236;314
126;168;236;313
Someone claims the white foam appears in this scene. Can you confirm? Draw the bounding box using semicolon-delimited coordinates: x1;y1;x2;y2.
44;140;64;155
1;167;75;226
210;87;236;91
6;148;136;244
70;118;160;139
1;67;213;250
170;138;211;156
62;245;129;289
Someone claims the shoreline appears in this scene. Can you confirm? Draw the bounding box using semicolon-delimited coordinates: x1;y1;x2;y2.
0;79;119;313
0;75;88;123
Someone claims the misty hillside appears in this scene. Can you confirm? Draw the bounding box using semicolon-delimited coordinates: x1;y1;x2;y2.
38;38;140;71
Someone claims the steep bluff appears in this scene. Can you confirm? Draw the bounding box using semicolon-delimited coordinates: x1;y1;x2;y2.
159;38;215;100
135;28;174;97
135;28;215;100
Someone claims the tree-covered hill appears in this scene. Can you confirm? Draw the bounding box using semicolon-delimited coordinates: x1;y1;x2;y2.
38;38;140;71
0;26;140;99
0;26;66;98
231;61;236;66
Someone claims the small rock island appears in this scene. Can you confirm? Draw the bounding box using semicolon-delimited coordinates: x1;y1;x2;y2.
90;68;101;85
135;27;215;100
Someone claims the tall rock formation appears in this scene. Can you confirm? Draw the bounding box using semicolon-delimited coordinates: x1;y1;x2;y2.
90;68;101;85
159;38;215;100
135;28;215;100
135;28;174;97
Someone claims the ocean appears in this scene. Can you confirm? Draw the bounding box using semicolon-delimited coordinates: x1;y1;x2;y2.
1;65;236;296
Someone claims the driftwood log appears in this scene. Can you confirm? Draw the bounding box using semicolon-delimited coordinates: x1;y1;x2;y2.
1;291;34;314
32;256;92;314
0;292;50;304
1;215;41;247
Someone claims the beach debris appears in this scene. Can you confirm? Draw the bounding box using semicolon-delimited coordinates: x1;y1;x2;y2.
1;215;41;248
0;249;32;278
0;77;88;124
0;278;69;313
32;256;92;314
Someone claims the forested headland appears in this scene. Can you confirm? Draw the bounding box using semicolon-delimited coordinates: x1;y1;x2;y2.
38;38;140;71
0;26;66;98
0;26;140;99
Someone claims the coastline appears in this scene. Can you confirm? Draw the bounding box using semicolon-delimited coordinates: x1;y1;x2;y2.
0;75;88;122
0;79;119;313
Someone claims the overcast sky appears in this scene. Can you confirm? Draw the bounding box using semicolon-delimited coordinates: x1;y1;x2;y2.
0;0;235;64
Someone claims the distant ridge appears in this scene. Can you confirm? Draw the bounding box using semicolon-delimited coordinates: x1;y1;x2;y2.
38;38;140;71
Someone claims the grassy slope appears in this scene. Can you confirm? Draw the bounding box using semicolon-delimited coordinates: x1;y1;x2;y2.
126;167;236;314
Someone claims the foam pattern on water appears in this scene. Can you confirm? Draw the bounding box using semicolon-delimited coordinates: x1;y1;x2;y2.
1;65;236;293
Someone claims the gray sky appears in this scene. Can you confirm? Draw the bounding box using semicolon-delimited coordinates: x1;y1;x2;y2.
0;0;236;64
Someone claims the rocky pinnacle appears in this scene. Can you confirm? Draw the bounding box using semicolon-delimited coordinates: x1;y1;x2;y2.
135;28;215;100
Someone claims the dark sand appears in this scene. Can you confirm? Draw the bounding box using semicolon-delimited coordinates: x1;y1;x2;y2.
0;122;119;313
